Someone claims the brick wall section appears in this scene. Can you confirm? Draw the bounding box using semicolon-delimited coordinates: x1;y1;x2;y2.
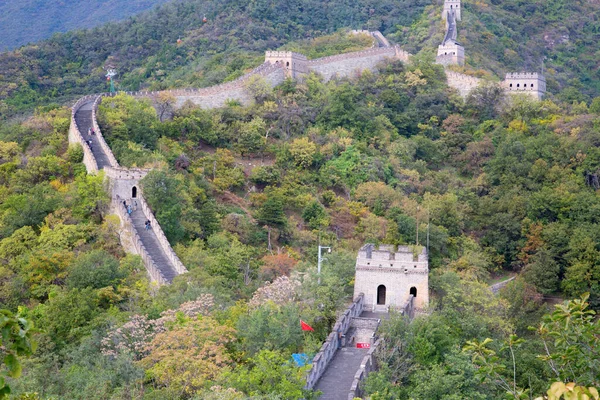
123;63;285;109
446;71;483;97
308;46;410;81
305;294;365;390
69;95;99;174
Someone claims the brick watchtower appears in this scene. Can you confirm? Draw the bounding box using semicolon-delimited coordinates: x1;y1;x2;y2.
264;51;308;80
353;244;429;312
443;0;462;21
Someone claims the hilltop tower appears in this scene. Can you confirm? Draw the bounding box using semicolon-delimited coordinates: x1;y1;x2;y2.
353;244;429;312
264;51;308;79
502;72;546;100
443;0;462;21
437;0;464;65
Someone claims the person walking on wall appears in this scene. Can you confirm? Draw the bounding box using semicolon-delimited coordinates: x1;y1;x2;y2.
127;205;132;215
145;220;151;230
133;200;138;211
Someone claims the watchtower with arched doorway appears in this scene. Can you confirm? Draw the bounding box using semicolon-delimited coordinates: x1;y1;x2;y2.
353;244;429;312
264;51;308;79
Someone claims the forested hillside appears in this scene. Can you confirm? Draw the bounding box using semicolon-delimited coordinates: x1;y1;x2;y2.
1;0;600;398
1;0;598;120
0;0;172;51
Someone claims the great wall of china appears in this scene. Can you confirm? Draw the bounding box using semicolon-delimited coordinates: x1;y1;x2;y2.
66;2;544;396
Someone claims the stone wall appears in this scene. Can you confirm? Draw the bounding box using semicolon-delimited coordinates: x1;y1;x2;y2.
69;95;99;174
446;71;483;97
307;46;410;82
305;294;365;390
123;62;285;109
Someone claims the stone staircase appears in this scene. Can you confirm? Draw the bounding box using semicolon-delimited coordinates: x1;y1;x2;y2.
129;206;179;282
73;100;112;169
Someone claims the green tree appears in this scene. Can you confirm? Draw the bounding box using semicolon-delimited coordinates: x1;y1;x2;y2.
66;250;122;290
226;349;312;400
0;310;36;398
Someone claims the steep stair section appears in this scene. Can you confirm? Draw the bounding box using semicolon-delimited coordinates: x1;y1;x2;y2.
129;206;179;282
443;10;458;45
74;100;112;169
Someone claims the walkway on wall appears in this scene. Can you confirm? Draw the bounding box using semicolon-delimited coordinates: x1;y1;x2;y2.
314;310;383;400
315;346;370;400
443;10;458;44
129;206;179;282
74;100;112;169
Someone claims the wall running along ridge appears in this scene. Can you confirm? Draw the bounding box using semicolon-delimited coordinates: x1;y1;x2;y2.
69;95;99;173
307;46;410;81
123;63;286;109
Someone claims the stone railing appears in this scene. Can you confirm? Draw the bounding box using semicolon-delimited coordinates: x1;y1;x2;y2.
91;95;120;168
70;95;99;174
348;338;382;400
114;195;168;285
137;194;188;275
305;293;365;390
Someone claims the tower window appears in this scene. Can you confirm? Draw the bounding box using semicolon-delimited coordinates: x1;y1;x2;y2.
132;186;137;198
510;83;513;87
410;287;417;298
517;84;520;88
286;61;289;67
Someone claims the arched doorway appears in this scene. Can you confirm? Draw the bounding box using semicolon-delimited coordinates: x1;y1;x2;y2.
377;285;386;305
410;287;417;298
132;186;137;198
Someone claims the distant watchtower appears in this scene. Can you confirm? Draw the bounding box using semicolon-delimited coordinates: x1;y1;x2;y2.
264;51;308;79
437;0;464;66
503;72;546;100
443;0;462;21
353;244;429;312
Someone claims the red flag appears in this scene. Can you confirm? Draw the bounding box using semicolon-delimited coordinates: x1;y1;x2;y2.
300;320;314;331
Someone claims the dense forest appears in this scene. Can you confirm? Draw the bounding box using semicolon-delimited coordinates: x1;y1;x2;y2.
0;0;599;120
0;0;172;51
1;0;600;399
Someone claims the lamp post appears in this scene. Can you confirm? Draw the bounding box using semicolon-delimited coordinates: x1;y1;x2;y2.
317;245;331;284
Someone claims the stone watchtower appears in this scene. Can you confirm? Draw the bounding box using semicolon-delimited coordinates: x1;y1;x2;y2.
443;0;462;21
264;51;308;79
437;0;465;66
502;72;546;100
353;244;429;312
